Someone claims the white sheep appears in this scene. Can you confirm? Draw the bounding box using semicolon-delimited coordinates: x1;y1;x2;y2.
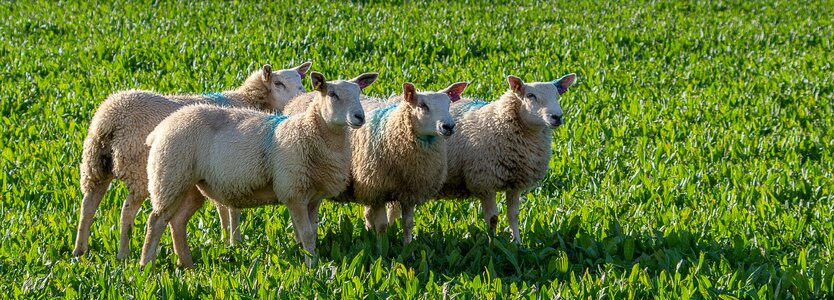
73;62;312;259
140;71;378;268
432;74;576;242
332;82;468;244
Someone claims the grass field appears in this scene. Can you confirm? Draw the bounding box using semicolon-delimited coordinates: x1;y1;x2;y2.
2;0;833;298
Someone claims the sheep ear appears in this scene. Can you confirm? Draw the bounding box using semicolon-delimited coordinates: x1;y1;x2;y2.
311;71;327;94
262;64;273;81
552;73;576;95
294;61;312;78
507;75;524;94
441;82;468;103
403;82;417;105
351;72;379;90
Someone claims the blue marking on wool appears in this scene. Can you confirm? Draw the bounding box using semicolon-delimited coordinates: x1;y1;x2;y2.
203;92;231;106
453;99;489;116
417;135;438;145
368;104;398;142
263;114;289;152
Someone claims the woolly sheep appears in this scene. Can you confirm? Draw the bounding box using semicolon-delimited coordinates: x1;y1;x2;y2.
72;62;312;259
429;74;576;242
140;71;379;268
333;82;468;244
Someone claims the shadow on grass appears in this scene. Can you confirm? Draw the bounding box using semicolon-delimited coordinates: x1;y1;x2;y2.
312;216;783;291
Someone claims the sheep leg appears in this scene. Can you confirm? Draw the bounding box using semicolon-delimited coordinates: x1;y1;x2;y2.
228;207;242;246
307;197;322;228
480;192;499;235
506;190;522;243
400;203;416;244
363;205;375;230
168;188;205;268
287;199;317;267
116;190;149;260
386;202;402;224
139;206;178;270
72;179;111;256
215;203;231;245
366;204;388;233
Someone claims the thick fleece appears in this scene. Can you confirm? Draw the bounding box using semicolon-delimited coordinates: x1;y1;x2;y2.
139;72;378;268
436;74;576;242
73;62;311;259
335;82;467;244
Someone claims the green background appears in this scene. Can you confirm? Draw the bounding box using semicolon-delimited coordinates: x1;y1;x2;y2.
2;0;833;298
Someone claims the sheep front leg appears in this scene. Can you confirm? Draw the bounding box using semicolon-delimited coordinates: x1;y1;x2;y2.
400;203;416;244
287;199;317;267
479;192;499;235
363;204;389;233
228;207;242;246
72;179;111;257
386;202;402;224
506;190;522;243
215;203;231;245
169;187;205;268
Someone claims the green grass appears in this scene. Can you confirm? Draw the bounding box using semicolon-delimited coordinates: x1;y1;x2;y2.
2;0;833;298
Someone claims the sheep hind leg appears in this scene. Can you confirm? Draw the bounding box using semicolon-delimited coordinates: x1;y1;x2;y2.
479;192;499;236
506;190;522;243
139;207;177;270
287;199;317;267
116;189;149;260
307;197;322;229
169;187;205;268
73;178;112;257
215;203;231;245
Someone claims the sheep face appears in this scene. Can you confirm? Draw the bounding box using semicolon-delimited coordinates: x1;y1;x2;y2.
507;74;576;129
403;82;468;137
265;62;311;109
311;72;378;128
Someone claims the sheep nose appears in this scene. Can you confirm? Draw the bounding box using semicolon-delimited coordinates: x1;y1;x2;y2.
441;123;455;136
550;114;563;126
353;113;365;124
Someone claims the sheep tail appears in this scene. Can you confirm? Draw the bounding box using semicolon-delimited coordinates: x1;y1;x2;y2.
79;114;115;194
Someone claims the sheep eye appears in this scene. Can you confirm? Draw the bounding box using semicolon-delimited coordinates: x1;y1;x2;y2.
328;91;338;98
526;93;537;100
274;81;284;88
419;103;429;111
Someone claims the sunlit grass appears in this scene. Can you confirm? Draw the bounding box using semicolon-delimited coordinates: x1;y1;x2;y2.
1;0;833;298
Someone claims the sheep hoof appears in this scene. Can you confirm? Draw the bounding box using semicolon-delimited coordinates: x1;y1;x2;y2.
71;247;86;257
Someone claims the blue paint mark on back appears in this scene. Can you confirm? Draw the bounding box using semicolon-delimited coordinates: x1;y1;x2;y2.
203;92;231;106
263;113;289;152
368;104;398;142
453;99;489;117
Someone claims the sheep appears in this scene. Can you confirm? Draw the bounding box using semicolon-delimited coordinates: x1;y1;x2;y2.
72;62;312;259
331;82;468;244
140;71;379;268
428;74;577;242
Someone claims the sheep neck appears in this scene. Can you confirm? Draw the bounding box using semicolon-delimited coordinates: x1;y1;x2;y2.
306;99;348;150
391;104;441;150
496;92;548;136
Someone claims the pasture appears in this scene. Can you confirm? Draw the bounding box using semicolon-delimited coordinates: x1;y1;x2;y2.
1;0;833;298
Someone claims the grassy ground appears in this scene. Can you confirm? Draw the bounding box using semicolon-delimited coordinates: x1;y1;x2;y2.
2;0;833;298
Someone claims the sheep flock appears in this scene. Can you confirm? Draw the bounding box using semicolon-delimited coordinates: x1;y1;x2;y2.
72;62;576;268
